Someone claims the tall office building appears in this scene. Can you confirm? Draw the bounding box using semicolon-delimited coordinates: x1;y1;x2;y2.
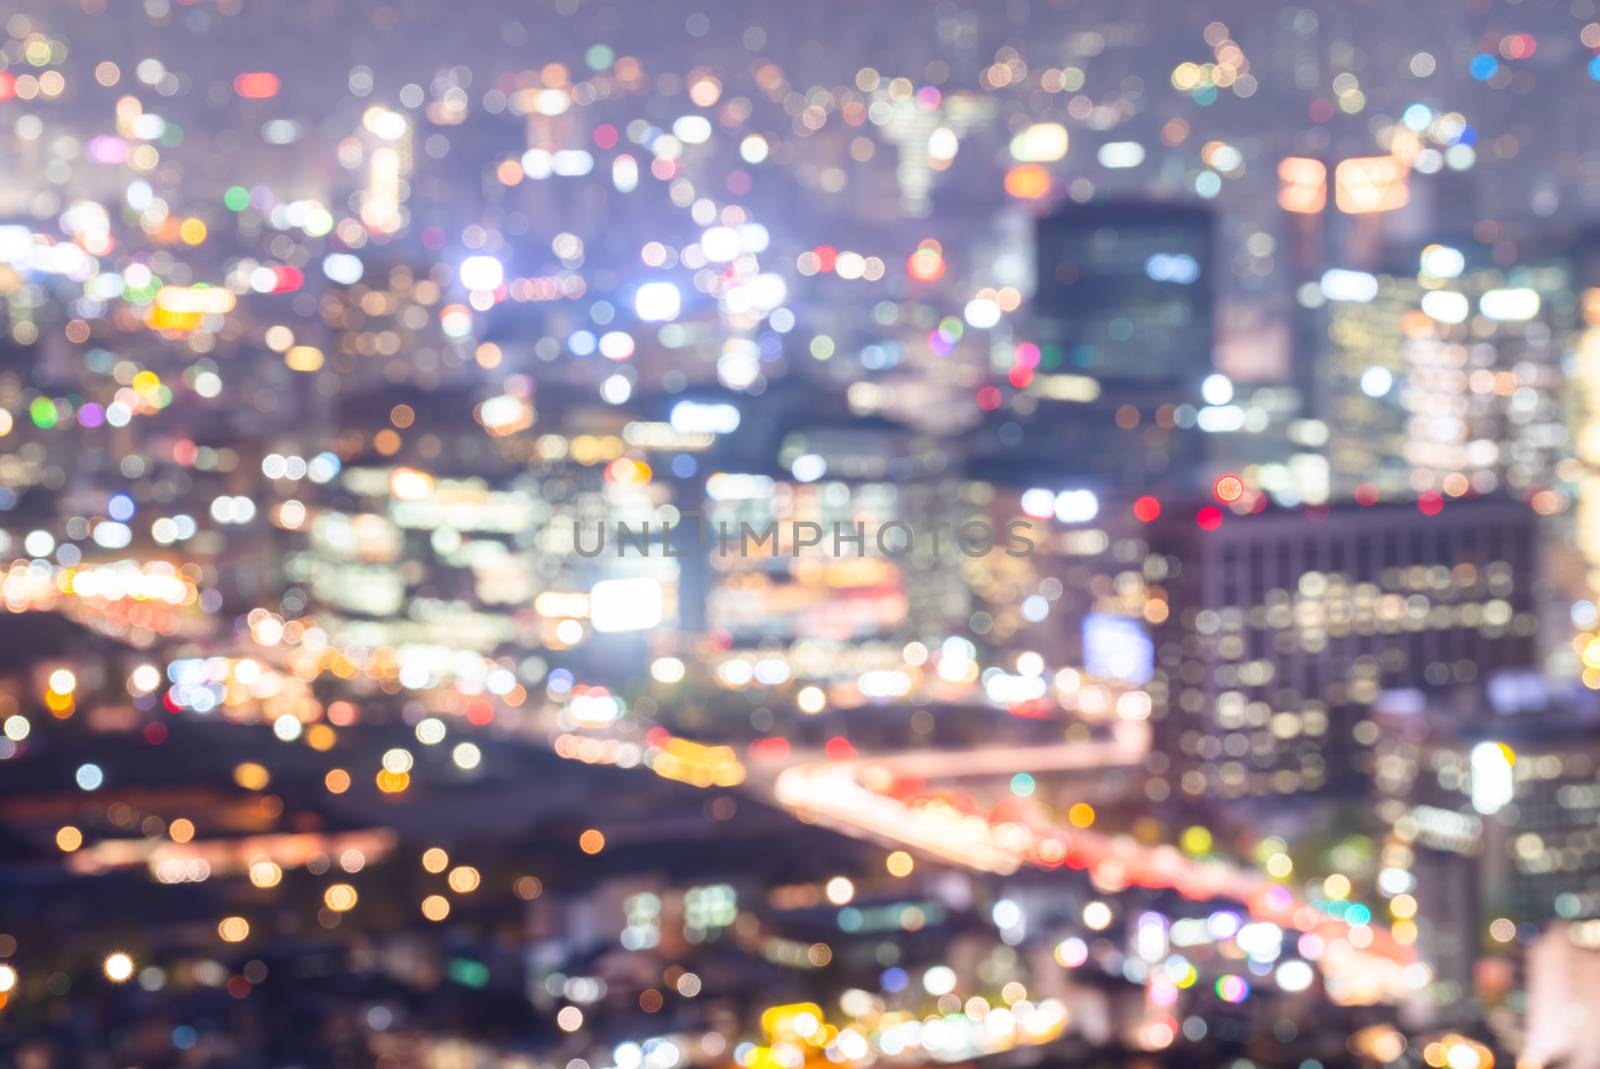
1372;691;1600;1024
1033;200;1215;389
1382;696;1600;911
1319;250;1575;501
1019;201;1217;494
1565;250;1600;682
1145;498;1539;802
1318;270;1419;498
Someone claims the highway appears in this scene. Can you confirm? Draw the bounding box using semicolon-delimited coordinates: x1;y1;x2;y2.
764;722;1421;1006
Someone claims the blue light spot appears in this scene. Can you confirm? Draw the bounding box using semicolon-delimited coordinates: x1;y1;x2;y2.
568;330;597;357
1010;772;1036;797
861;343;900;370
1469;54;1498;80
1146;252;1200;284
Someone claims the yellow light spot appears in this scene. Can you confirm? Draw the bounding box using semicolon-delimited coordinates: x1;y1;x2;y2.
324;884;358;912
1067;803;1096;828
447;866;481;894
421;847;449;873
1180;825;1213;855
56;825;83;852
886;850;914;877
218;916;250;942
375;769;409;793
285;345;324;372
103;952;134;983
306;724;336;751
421;894;450;921
233;762;270;790
148;303;200;332
248;859;282;888
1323;873;1352;899
179;218;207;245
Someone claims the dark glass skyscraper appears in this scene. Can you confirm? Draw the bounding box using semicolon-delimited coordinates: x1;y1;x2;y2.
1033;200;1216;388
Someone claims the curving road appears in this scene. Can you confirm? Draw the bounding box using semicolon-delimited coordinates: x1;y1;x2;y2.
765;723;1419;1006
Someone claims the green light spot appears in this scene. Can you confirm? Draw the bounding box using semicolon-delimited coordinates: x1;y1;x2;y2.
224;186;250;212
29;397;57;429
445;958;489;988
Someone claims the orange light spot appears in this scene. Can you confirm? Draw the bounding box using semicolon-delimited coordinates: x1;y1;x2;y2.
1004;164;1051;200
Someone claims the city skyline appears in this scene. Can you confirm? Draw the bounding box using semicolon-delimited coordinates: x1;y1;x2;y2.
0;2;1597;1067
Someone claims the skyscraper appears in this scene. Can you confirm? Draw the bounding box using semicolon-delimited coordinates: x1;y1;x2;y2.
1033;200;1215;389
1145;497;1539;803
1021;201;1218;495
1317;248;1575;502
